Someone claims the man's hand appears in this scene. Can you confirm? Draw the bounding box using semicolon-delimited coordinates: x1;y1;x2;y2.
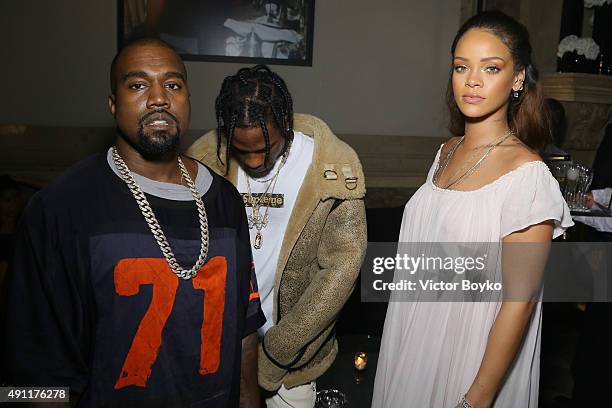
585;191;594;208
240;333;260;408
257;340;287;391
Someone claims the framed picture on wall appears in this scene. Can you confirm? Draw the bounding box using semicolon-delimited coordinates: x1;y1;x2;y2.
118;0;315;66
475;0;520;17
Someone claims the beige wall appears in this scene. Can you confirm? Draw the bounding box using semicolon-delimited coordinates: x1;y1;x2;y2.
519;0;563;75
0;0;461;137
460;0;563;75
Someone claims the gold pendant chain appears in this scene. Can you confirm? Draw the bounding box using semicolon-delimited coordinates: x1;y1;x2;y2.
245;141;291;249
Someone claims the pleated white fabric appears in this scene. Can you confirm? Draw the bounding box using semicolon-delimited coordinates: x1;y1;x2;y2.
372;148;573;408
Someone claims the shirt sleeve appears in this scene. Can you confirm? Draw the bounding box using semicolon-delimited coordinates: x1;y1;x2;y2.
243;259;265;337
500;162;574;239
593;188;612;207
0;194;90;393
233;189;265;338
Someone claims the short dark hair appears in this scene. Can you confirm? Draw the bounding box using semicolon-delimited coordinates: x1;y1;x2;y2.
214;65;294;171
109;37;183;93
446;11;549;150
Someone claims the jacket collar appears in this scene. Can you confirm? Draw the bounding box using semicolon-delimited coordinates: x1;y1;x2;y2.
188;113;365;201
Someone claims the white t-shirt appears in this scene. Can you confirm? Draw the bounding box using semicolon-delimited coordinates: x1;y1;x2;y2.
237;131;314;335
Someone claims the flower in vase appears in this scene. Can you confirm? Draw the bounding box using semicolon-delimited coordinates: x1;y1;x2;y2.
584;0;612;8
557;35;601;60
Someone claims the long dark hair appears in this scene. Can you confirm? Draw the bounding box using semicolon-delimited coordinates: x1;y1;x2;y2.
214;65;294;171
446;11;549;150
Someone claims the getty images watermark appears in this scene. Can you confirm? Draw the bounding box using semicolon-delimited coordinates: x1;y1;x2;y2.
372;252;501;293
361;242;610;302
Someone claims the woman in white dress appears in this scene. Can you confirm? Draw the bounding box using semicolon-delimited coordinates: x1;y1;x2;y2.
372;11;573;408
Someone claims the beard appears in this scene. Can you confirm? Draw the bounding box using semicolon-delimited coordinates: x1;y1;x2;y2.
117;111;182;161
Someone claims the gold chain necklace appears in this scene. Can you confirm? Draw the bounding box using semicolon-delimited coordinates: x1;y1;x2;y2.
245;144;291;249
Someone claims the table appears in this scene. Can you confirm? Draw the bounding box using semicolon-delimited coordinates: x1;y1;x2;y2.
572;188;612;233
316;335;379;408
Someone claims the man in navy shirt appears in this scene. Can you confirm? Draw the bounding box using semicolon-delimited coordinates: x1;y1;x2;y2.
1;38;264;407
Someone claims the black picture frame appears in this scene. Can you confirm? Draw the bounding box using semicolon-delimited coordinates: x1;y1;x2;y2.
476;0;520;14
476;0;486;13
117;0;315;66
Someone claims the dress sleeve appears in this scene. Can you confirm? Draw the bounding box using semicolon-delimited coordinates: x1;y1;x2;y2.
0;194;90;392
500;162;574;239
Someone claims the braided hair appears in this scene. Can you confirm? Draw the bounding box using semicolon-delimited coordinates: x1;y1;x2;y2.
215;65;294;172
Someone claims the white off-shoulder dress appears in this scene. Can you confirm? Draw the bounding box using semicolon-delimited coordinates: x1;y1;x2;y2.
372;148;573;408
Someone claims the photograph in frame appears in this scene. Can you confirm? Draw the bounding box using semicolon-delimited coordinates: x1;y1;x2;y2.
118;0;315;66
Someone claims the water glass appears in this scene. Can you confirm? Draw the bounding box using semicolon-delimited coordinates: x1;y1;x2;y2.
576;165;593;210
564;163;579;208
315;389;348;408
562;163;594;210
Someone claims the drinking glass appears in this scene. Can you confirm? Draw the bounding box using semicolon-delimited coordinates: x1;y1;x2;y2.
577;165;593;210
565;163;579;208
315;389;348;408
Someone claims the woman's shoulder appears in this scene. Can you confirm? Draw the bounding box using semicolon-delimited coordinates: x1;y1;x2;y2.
497;135;543;173
473;136;549;192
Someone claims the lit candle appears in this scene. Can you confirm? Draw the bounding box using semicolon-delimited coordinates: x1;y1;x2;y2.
354;351;367;370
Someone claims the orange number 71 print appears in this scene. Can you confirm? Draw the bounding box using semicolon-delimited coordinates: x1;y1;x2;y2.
113;256;227;390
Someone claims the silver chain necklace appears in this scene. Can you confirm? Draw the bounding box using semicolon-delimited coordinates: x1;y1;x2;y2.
434;130;514;189
111;146;209;280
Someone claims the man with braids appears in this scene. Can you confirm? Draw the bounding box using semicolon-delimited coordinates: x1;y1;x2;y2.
187;65;367;407
1;38;265;407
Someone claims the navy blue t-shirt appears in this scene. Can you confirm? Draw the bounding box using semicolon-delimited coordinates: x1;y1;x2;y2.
0;153;265;407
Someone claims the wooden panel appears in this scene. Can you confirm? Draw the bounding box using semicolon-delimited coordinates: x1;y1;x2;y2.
0;125;114;185
338;134;445;189
0;126;445;193
542;73;612;104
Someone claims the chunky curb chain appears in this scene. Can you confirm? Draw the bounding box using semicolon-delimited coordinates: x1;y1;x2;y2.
112;147;209;279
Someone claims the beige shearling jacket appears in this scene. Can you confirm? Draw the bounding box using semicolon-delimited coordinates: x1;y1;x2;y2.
186;114;367;391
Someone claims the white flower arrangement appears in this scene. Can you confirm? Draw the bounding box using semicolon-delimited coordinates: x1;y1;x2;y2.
584;0;612;8
557;35;601;60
